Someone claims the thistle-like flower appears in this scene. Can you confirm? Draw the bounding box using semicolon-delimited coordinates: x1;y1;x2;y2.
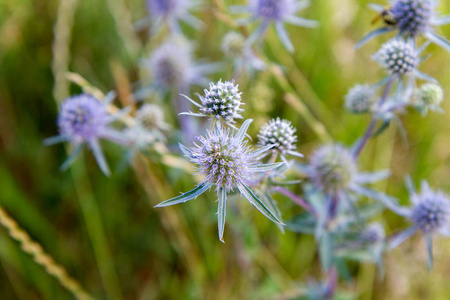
139;39;220;99
126;104;171;151
257;117;303;162
299;144;392;214
414;83;444;115
144;0;201;34
155;120;284;242
357;0;450;51
344;84;377;114
388;180;450;268
44;94;128;175
373;39;435;83
181;80;244;125
231;0;318;52
221;32;265;73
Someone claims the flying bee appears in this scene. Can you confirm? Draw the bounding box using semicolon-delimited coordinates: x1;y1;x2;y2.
372;6;398;26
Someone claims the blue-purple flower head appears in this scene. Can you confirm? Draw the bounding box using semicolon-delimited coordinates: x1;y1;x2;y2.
257;117;303;160
250;0;298;21
190;125;253;192
58;94;110;143
232;0;318;52
345;84;377;114
388;180;450;267
308;144;357;193
181;80;244;125
374;39;419;75
357;0;450;51
148;40;192;89
155;120;284;242
141;39;220;98
390;0;435;37
145;0;201;33
410;185;450;234
45;94;127;175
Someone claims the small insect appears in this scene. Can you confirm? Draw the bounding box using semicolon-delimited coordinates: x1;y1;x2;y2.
372;6;398;26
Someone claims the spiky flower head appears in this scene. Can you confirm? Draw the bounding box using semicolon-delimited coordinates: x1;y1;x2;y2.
155;120;284;242
136;104;168;131
190;126;253;192
221;32;246;57
374;39;418;75
199;80;243;123
344;84;377;113
58;94;109;143
410;187;450;234
250;0;297;21
257;118;302;158
146;0;187;16
417;83;444;106
148;40;192;89
390;0;435;37
361;223;385;244
309;144;357;193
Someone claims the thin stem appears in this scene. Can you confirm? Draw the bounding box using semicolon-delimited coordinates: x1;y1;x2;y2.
271;186;317;216
353;76;395;158
0;206;95;300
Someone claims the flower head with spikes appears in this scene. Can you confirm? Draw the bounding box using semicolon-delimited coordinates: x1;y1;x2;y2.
155;120;284;242
388;180;450;268
144;0;202;34
44;93;128;176
257;117;303;162
181;80;244;126
357;0;450;51
231;0;318;52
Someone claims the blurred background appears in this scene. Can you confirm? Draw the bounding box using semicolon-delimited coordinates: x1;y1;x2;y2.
1;0;450;299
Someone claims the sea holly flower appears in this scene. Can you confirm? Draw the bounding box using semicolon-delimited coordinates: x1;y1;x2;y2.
257;117;303;163
414;83;445;115
357;0;450;51
181;80;244;126
155;119;284;242
388;180;450;268
139;39;220;99
299;144;393;216
373;39;436;84
221;32;265;74
230;0;318;52
125;104;171;153
44;93;128;176
344;84;378;114
142;0;202;34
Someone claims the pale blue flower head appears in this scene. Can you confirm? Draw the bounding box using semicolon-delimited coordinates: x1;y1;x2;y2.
308;144;358;193
45;94;128;175
221;32;265;73
181;80;244;126
388;180;450;268
374;39;419;75
231;0;318;52
257;117;303;161
155;120;284;242
145;0;201;34
140;39;220;98
345;84;377;114
357;0;450;51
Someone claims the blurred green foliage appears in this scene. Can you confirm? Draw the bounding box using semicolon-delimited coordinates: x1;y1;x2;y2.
0;0;450;299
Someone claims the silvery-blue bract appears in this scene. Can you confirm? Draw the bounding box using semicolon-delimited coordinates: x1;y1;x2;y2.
155;119;284;242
